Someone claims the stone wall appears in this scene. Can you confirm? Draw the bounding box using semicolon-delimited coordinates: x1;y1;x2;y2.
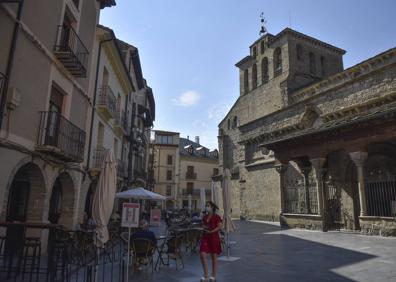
360;217;396;236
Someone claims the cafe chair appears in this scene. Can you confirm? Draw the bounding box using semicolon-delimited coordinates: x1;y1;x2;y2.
165;235;184;270
131;238;155;273
185;229;202;253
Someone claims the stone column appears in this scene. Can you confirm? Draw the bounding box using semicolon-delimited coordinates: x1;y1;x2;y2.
300;166;312;214
310;158;326;217
349;151;368;216
275;163;288;215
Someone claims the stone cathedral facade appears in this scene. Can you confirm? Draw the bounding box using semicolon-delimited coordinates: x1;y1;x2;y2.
214;27;396;236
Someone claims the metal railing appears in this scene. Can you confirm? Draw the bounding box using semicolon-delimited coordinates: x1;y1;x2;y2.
98;85;117;118
92;148;107;169
285;181;318;215
366;179;396;217
54;25;88;77
37;111;86;162
185;172;197;180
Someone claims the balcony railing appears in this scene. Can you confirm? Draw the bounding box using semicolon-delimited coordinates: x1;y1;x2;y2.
97;85;117;119
54;25;88;77
37;111;86;162
185;172;197;180
92;148;107;170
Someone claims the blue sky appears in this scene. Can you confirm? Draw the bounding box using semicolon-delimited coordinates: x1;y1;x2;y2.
100;0;396;150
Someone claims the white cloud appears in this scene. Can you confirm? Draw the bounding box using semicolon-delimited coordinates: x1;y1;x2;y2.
208;103;232;121
172;91;201;107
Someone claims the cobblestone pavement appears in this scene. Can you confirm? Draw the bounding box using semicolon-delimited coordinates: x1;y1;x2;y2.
131;220;396;282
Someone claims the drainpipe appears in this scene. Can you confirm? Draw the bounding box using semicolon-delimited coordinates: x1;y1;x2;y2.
0;0;25;130
85;35;114;176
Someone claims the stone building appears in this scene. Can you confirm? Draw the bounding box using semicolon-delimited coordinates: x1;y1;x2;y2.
216;27;396;235
150;132;218;210
150;130;180;208
0;0;116;247
179;136;218;211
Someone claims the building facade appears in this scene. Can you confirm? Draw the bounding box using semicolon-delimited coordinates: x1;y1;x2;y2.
0;0;156;250
150;132;218;211
150;130;180;208
179;137;219;211
216;27;396;236
0;0;116;246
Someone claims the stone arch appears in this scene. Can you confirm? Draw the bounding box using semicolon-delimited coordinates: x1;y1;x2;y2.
366;142;396;180
48;172;75;229
1;157;49;220
5;162;46;222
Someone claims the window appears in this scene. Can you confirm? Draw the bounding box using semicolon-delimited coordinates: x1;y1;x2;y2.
227;119;231;130
187;182;194;194
309;52;316;74
260;41;265;54
187;166;194;174
252;46;257;58
252;64;257;89
244;69;249;94
273;47;282;76
296;44;302;60
166;170;172;180
166;185;172;196
261;57;269;84
156;135;173;144
232;116;238;129
320;56;326;77
167;155;173;165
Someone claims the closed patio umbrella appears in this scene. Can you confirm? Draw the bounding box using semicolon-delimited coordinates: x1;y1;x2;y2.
211;181;219;207
221;168;236;260
91;150;117;247
200;187;206;212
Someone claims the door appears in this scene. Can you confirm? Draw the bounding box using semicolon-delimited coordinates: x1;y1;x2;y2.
45;86;63;146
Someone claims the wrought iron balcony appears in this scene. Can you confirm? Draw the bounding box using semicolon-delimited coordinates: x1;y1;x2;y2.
97;85;117;120
37;111;86;162
92;147;107;170
54;25;88;77
185;172;197;180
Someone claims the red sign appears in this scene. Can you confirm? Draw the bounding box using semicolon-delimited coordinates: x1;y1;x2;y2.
150;208;161;226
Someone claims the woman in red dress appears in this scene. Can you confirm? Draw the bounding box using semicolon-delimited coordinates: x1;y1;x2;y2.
200;201;222;282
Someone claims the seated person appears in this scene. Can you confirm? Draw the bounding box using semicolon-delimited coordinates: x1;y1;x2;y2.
131;220;157;247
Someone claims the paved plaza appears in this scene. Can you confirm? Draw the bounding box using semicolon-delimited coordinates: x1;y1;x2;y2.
132;220;396;282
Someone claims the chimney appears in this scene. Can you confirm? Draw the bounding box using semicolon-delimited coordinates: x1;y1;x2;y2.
195;136;200;144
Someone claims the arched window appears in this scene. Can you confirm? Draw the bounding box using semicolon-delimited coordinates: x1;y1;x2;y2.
273;47;282;76
296;44;302;60
252;64;257;89
260;41;265;54
261;57;269;84
309;52;316;74
244;69;249;94
232;116;238;128
252;46;257;58
227;119;231;130
320;56;326;77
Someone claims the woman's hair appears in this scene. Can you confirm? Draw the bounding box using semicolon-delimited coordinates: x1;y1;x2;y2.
206;201;219;213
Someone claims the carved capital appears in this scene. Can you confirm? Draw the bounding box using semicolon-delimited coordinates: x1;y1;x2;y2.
349;151;368;167
275;164;288;174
